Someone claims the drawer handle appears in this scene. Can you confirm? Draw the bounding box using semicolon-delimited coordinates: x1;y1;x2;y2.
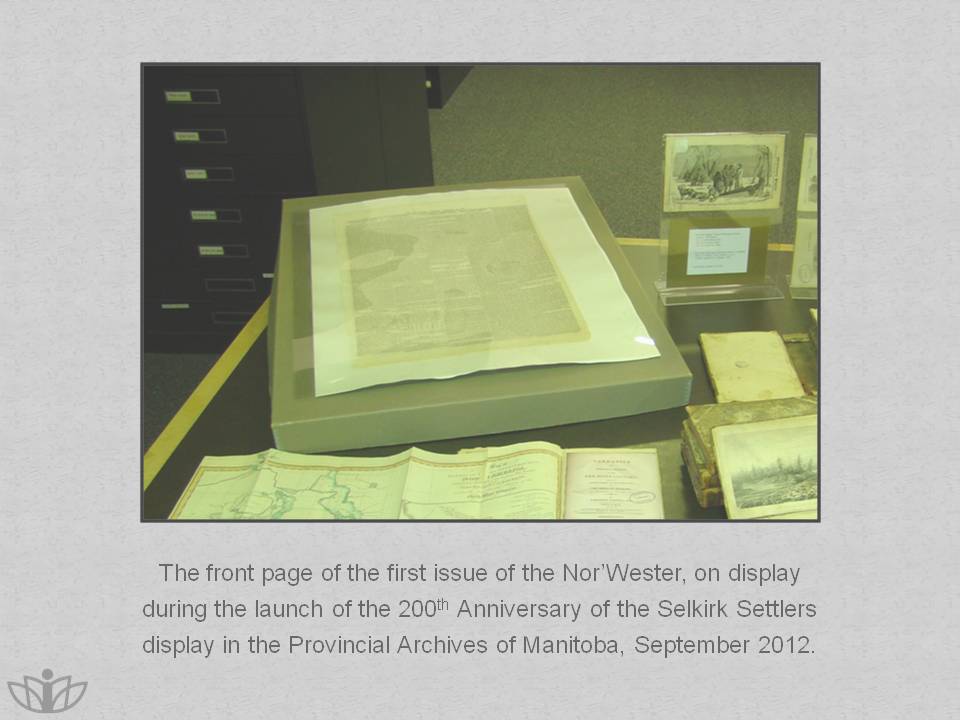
190;209;242;222
173;129;228;144
183;167;234;182
164;89;220;104
198;244;250;259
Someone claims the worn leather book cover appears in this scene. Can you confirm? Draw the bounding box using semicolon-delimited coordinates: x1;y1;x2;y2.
782;335;818;396
681;423;723;508
700;331;806;403
682;420;714;485
680;420;723;508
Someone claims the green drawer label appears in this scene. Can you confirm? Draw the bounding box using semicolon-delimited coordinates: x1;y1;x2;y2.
190;210;218;221
198;245;225;256
160;303;190;310
165;90;192;102
184;168;208;180
174;131;200;142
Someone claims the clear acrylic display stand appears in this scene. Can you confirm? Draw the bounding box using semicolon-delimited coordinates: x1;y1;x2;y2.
788;134;818;300
655;132;788;306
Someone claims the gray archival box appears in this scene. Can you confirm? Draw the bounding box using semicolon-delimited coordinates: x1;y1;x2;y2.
268;177;691;453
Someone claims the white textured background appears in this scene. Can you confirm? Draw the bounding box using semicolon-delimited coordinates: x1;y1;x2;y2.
2;1;958;718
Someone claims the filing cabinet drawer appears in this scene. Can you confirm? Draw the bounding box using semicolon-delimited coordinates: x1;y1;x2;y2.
145;297;266;351
160;195;283;245
146;298;262;331
195;273;266;299
145;70;300;118
153;116;308;160
147;238;276;286
167;154;314;195
145;251;271;298
186;242;278;277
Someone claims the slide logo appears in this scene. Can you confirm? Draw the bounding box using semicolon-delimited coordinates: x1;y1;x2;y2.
7;669;87;713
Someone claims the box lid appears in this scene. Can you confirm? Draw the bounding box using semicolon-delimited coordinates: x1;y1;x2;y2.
269;177;691;453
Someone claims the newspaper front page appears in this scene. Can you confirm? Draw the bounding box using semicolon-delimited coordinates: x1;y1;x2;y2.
309;187;659;396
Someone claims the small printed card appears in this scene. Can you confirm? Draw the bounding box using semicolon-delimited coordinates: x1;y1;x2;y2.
686;227;751;275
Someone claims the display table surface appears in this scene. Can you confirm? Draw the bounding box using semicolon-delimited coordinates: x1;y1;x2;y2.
142;241;817;520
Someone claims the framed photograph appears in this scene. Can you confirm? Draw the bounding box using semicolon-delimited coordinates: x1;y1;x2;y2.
789;217;818;290
662;132;786;213
713;414;818;520
796;134;818;214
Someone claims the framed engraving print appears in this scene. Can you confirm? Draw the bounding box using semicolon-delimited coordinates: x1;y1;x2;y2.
796;134;818;214
662;132;786;213
789;217;818;298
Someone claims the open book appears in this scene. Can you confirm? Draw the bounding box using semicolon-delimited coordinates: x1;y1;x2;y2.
170;442;664;520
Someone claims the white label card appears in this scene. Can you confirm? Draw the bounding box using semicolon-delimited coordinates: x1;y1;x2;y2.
686;227;750;275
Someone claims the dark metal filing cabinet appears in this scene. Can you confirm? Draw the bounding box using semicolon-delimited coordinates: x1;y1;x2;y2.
143;65;434;352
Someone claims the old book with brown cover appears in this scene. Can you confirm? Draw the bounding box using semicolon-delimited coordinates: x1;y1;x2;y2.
681;420;723;508
700;331;806;403
782;334;818;396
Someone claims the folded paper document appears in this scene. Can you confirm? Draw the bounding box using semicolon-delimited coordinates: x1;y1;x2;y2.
170;443;665;520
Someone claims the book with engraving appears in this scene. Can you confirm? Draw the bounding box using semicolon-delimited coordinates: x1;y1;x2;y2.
170;442;664;521
686;396;818;473
713;415;818;520
700;331;806;403
682;396;818;508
